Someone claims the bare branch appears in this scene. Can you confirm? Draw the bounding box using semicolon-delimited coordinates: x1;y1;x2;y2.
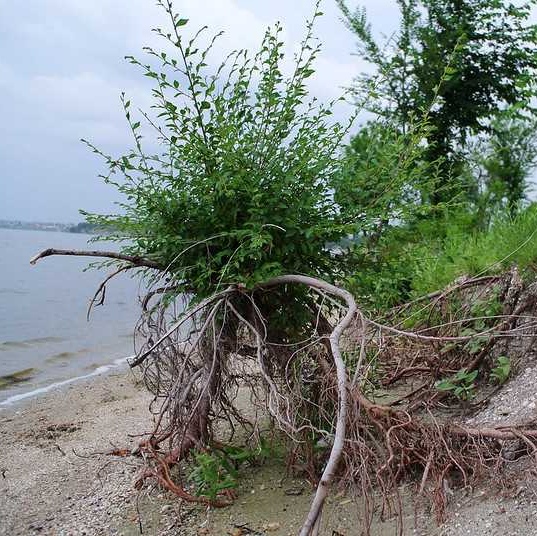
87;265;134;320
30;248;162;270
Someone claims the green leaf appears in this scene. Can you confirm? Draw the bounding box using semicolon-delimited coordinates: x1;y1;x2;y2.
436;380;456;391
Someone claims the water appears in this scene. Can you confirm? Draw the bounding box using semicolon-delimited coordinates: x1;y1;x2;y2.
0;228;142;404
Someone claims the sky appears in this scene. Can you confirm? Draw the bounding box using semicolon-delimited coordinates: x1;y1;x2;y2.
0;1;400;223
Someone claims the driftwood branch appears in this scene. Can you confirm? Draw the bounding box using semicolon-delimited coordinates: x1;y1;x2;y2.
29;248;162;270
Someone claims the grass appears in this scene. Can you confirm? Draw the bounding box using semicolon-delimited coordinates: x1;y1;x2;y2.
411;204;537;295
347;204;537;310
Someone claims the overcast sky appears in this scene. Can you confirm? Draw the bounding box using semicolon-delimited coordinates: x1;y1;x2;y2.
0;1;402;223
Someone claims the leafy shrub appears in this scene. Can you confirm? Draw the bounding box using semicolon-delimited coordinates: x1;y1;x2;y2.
334;120;440;239
83;1;353;312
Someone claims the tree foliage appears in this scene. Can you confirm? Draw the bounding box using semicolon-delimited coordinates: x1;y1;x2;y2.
338;0;537;201
475;108;537;215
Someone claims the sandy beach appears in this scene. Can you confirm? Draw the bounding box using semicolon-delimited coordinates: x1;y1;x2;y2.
2;370;537;536
0;370;342;536
0;370;372;536
0;370;158;535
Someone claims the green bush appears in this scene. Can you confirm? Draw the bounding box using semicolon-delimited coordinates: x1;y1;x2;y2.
83;1;353;312
490;356;511;385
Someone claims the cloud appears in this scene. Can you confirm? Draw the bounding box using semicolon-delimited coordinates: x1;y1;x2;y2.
0;0;400;222
31;73;126;121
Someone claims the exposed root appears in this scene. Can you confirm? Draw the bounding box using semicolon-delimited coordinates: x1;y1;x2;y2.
129;270;537;535
29;248;537;534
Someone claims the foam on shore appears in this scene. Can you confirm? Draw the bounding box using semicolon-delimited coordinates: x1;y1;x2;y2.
0;355;134;406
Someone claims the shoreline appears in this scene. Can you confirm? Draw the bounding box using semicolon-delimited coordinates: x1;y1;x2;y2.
0;355;134;407
0;369;157;536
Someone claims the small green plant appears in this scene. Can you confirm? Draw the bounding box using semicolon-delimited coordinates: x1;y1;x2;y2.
188;441;274;500
436;368;478;400
470;289;502;319
189;450;238;501
490;355;511;385
221;439;274;465
461;329;490;355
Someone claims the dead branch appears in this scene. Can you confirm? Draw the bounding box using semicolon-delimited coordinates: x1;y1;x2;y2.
30;247;162;270
87;265;134;320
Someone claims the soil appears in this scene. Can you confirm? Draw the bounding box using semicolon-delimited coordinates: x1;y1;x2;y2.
1;366;536;536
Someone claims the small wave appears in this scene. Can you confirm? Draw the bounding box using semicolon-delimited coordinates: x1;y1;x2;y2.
0;368;36;390
0;356;134;406
0;336;65;350
45;351;78;363
28;336;65;344
0;341;29;350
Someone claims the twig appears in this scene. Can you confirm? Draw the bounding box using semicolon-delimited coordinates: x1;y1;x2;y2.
87;265;133;320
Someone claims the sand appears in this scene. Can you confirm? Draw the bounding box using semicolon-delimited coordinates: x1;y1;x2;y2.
1;369;537;536
1;370;156;535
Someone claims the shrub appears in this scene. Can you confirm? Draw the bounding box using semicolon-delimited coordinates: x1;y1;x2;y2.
347;204;537;310
83;0;353;315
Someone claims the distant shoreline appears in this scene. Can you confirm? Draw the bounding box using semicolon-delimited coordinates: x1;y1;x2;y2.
0;220;96;234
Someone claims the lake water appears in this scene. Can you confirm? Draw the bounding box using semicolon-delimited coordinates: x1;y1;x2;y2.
0;228;142;404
